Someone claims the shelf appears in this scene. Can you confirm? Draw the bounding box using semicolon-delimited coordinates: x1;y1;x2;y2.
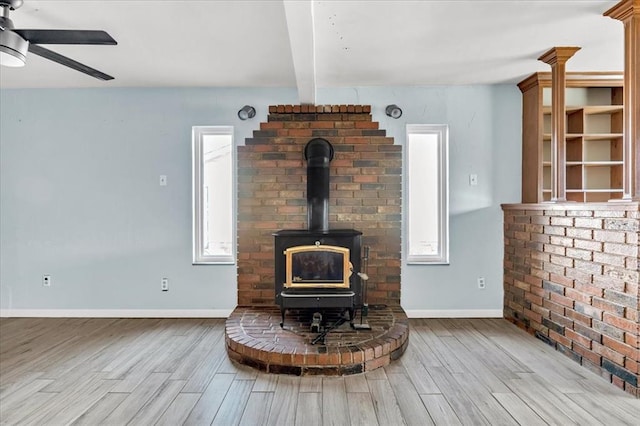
543;133;623;140
519;73;624;203
582;161;624;166
582;134;623;140
542;133;584;140
542;104;622;136
544;105;624;114
565;190;624;203
566;161;624;166
583;105;623;115
542;106;582;114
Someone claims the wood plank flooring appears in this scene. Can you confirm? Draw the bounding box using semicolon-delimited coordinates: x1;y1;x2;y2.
1;317;638;425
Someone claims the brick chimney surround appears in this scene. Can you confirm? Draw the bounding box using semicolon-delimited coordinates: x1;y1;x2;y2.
236;104;402;306
225;105;409;375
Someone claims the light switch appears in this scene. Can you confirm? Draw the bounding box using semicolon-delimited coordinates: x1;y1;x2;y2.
469;174;478;186
159;175;167;186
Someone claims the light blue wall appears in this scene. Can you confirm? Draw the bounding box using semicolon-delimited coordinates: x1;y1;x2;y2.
318;86;522;312
0;88;298;311
0;85;521;313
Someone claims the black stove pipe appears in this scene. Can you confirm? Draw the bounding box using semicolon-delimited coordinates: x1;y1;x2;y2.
304;138;334;232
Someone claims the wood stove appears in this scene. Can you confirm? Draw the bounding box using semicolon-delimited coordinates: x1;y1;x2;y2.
274;228;362;324
274;138;364;326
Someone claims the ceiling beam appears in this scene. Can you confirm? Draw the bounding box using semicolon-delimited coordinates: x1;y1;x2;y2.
283;0;316;105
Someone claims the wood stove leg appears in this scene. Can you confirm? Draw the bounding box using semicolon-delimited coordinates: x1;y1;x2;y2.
348;308;354;326
311;312;323;333
280;308;286;328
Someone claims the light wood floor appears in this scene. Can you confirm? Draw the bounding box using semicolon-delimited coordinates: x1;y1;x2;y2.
1;317;638;425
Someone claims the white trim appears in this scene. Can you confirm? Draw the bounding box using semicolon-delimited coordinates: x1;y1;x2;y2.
405;309;503;318
0;309;233;318
405;124;449;264
192;126;236;265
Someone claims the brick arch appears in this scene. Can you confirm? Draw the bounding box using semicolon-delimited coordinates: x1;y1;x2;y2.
237;105;402;306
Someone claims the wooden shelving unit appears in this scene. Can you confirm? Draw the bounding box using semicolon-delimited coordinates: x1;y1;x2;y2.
518;72;624;203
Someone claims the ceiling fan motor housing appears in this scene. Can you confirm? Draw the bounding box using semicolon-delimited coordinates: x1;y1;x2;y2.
0;1;24;12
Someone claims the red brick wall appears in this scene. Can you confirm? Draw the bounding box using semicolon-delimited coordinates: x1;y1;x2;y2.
502;202;639;397
237;105;402;307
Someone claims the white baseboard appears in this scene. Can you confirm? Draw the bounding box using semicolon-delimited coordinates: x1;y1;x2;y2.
405;309;503;318
1;308;503;319
0;309;233;318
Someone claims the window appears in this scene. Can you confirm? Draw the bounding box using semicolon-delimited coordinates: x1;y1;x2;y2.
405;124;449;264
193;126;235;264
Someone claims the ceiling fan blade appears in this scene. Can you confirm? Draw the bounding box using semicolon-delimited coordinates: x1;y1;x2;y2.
28;44;114;81
14;29;116;45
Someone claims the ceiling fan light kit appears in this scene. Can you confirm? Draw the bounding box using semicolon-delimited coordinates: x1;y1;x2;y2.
0;27;27;66
0;0;117;79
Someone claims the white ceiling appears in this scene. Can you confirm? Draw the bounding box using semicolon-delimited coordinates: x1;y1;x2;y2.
0;0;624;100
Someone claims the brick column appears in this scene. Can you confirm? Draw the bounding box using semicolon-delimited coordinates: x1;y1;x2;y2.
502;202;640;396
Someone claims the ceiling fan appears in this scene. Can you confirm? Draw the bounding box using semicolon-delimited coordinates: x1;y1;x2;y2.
0;0;116;80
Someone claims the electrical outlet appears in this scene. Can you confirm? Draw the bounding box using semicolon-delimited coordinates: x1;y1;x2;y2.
43;275;51;287
159;175;167;186
161;278;169;292
469;174;478;186
477;277;486;289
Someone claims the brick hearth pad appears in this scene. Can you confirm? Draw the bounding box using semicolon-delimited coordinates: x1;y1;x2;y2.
225;305;409;375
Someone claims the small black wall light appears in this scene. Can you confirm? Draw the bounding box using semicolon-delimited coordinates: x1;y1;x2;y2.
385;104;403;119
238;105;256;120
